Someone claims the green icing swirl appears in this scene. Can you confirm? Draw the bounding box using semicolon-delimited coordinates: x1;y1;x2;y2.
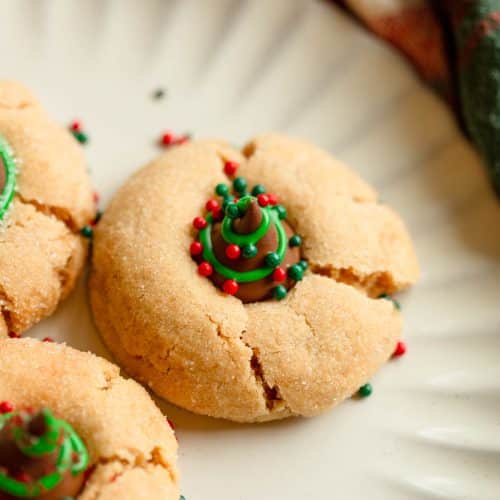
0;408;89;498
0;135;16;221
199;203;287;283
221;201;271;246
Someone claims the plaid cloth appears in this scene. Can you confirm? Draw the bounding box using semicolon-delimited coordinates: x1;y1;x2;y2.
336;0;500;196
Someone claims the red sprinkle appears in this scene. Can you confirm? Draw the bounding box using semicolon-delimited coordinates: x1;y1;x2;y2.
267;193;278;205
212;207;224;222
205;199;220;213
174;135;189;145
193;217;208;230
93;191;100;205
393;341;407;357
70;121;81;132
15;472;31;483
0;401;14;414
224;160;239;176
12;415;23;426
161;132;174;146
257;194;270;207
225;244;241;260
43;337;54;343
272;267;287;282
190;241;203;256
8;332;20;339
222;279;239;295
198;262;213;277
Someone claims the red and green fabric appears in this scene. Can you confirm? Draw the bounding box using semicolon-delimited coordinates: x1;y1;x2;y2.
336;0;500;195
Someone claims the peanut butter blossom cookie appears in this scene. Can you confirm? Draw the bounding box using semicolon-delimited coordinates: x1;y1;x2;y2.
0;338;179;499
0;407;88;499
0;81;95;338
90;134;419;422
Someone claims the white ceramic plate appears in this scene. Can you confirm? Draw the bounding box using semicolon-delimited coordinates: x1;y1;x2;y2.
2;0;500;498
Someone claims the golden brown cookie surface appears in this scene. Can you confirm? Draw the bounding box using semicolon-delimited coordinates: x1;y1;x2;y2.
0;338;179;499
90;135;418;422
0;81;95;337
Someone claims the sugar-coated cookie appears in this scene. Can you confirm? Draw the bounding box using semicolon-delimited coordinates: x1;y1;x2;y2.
0;81;95;338
0;338;179;499
90;134;418;422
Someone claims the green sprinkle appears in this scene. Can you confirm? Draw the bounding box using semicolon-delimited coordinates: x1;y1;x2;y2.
287;264;304;281
358;383;372;398
180;496;186;500
251;184;266;196
265;251;280;268
152;88;165;100
299;260;308;271
225;202;241;219
378;293;401;310
233;176;247;194
80;225;93;239
289;235;302;247
274;205;287;220
94;210;103;224
215;183;229;197
73;131;88;144
242;243;258;258
222;194;234;210
273;285;287;300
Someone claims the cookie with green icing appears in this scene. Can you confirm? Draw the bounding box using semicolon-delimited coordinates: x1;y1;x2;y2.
0;407;88;500
90;135;419;422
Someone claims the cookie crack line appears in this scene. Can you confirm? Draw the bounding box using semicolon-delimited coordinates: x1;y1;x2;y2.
206;312;290;415
240;334;289;413
84;446;176;498
218;145;396;298
0;226;83;336
308;262;397;298
286;301;316;339
0;285;14;335
15;193;81;234
96;371;120;392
